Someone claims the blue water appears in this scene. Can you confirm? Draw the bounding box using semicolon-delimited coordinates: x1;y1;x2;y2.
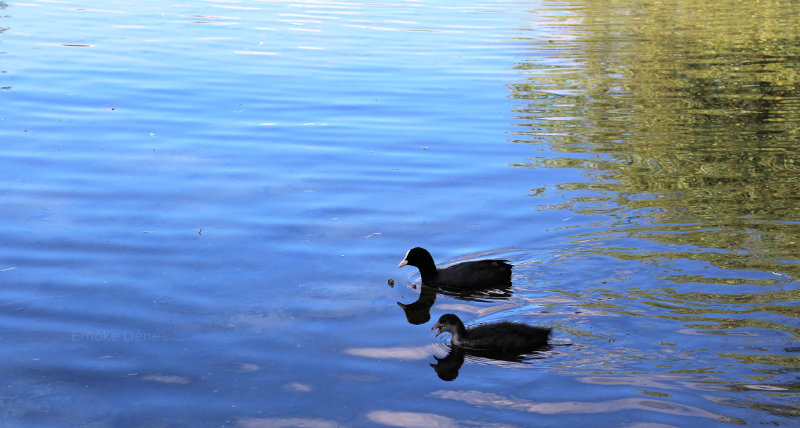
1;0;799;426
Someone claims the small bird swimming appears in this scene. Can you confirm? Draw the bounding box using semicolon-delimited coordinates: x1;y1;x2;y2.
431;313;551;354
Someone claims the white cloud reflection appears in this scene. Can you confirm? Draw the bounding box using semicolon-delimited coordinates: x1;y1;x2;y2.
238;417;339;428
141;374;191;385
430;389;727;421
283;382;313;392
366;410;458;428
343;344;439;360
366;410;513;428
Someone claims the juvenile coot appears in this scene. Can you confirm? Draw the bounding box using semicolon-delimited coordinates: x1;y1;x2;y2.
397;247;511;289
430;313;550;353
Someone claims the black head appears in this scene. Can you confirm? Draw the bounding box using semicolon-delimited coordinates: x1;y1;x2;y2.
397;247;434;269
430;313;464;338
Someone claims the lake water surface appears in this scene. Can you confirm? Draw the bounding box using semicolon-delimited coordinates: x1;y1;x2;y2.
1;0;799;426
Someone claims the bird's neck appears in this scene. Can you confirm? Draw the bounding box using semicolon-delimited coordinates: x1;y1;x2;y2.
416;253;439;284
418;265;438;284
450;324;469;346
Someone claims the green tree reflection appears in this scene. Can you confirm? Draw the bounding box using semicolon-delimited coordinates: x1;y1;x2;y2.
510;0;800;279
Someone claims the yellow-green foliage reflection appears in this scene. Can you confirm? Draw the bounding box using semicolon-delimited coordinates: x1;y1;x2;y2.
510;0;800;279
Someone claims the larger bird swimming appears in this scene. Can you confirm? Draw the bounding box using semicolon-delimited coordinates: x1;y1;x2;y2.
397;247;511;290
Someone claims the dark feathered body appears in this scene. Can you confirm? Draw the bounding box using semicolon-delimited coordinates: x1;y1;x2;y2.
398;247;512;290
432;314;551;354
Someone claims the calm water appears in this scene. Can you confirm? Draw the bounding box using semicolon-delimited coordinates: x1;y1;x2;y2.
1;0;799;426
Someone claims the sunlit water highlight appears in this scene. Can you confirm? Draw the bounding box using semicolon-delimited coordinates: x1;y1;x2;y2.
1;0;798;426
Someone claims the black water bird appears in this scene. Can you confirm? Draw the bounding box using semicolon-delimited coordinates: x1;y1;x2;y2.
430;313;551;354
397;247;512;290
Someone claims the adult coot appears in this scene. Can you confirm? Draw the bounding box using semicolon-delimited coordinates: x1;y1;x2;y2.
397;247;511;290
430;313;550;354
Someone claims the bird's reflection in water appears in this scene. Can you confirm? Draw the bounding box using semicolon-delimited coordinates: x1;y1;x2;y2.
396;284;437;325
430;344;551;381
430;346;465;381
396;283;513;326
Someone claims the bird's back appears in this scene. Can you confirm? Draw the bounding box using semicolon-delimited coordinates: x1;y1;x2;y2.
435;259;511;289
464;321;551;352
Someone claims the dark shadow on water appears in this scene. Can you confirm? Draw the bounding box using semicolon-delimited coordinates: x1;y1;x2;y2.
396;284;438;325
396;283;513;325
429;344;554;382
437;283;514;302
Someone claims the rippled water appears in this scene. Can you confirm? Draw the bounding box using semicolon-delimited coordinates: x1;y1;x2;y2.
1;0;798;426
